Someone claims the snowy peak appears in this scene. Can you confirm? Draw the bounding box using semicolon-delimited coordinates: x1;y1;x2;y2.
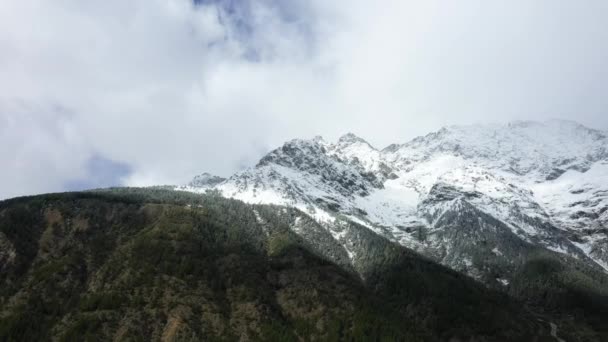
253;133;390;181
337;132;373;147
386;120;608;181
327;133;389;176
257;138;328;171
221;135;384;207
182;119;608;278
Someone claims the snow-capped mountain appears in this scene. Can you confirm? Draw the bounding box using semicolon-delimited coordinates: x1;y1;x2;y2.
180;120;608;284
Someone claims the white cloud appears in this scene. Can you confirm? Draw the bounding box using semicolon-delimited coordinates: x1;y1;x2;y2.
1;0;607;198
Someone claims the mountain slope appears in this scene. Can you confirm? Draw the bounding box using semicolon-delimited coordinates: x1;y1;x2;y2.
182;120;608;284
2;188;593;341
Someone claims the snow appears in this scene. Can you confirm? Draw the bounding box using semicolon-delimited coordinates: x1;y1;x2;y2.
327;221;357;260
532;162;608;228
224;183;288;205
343;245;356;260
180;120;608;274
391;155;468;195
386;120;607;182
530;161;608;270
327;133;384;174
306;207;336;224
496;278;510;286
345;215;372;228
546;245;569;255
353;180;419;228
572;236;608;271
252;210;264;224
492;247;503;256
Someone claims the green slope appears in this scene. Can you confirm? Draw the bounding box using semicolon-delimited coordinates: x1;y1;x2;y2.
0;188;605;341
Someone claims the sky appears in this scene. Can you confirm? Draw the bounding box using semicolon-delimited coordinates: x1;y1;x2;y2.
1;0;608;199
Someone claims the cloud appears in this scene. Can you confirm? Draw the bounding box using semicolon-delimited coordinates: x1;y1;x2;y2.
0;101;90;199
1;0;607;198
64;154;132;192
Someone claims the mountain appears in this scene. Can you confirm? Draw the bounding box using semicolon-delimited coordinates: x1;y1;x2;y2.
1;189;606;341
181;120;608;286
1;120;607;340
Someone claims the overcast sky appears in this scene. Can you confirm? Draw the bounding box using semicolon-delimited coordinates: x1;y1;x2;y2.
1;0;608;199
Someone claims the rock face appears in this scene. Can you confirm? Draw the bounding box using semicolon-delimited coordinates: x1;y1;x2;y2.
181;120;608;283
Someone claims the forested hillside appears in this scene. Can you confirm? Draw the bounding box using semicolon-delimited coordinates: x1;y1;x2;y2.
0;188;606;341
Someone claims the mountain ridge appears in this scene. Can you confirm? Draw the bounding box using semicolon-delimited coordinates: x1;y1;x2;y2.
181;120;608;284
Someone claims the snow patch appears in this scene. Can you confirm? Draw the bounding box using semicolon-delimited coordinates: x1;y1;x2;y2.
496;278;509;286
